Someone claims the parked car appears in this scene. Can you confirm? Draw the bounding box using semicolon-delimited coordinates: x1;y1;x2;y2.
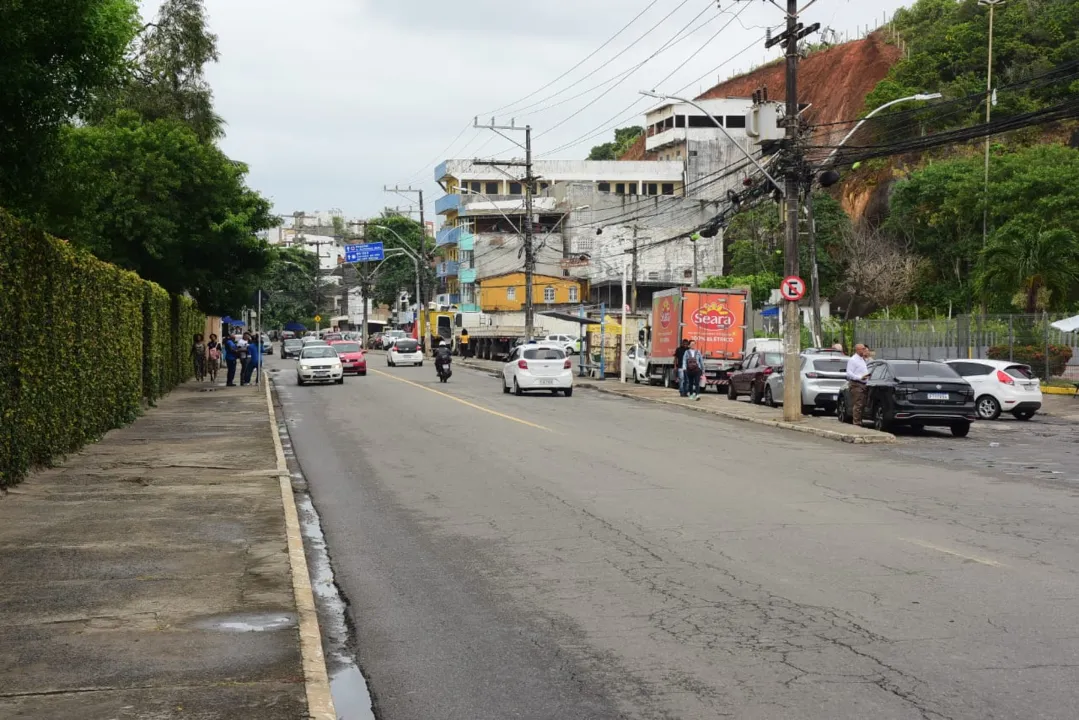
301;337;327;347
623;344;648;383
328;340;367;376
502;344;573;396
943;359;1042;420
727;350;785;404
260;333;273;355
281;338;303;359
544;334;581;354
321;332;343;343
281;331;297;341
764;354;850;414
382;330;408;348
296;345;343;386
387;338;423;367
837;359;977;436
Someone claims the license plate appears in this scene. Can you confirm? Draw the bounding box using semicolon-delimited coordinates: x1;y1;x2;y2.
927;392;949;400
537;378;555;385
1025;383;1038;390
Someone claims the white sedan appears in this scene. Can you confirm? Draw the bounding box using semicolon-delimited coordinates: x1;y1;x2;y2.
943;359;1042;420
388;338;424;367
502;344;573;396
297;345;343;386
622;344;649;383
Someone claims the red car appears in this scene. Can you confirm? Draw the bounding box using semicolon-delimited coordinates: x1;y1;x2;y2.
328;340;367;376
726;350;784;404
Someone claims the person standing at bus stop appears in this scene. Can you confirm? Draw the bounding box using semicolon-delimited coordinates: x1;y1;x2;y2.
673;339;690;397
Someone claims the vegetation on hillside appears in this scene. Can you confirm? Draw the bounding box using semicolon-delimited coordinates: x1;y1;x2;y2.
589;127;644;161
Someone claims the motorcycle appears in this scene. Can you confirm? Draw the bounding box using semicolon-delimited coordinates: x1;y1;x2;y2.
436;359;452;383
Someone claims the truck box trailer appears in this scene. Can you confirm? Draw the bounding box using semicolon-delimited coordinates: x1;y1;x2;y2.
646;287;750;392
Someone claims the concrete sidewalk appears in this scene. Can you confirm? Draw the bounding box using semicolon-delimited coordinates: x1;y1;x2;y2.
458;356;895;444
0;382;329;719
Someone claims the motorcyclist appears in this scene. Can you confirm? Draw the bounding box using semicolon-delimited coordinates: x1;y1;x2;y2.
434;341;452;376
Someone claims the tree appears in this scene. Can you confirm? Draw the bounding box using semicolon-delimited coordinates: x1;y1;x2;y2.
98;0;223;140
37;111;274;315
588;127;644;161
0;0;139;203
701;273;783;310
364;216;434;309
979;228;1079;313
840;224;922;313
259;246;323;329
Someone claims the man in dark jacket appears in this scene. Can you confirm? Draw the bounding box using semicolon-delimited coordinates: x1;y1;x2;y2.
434;341;452;376
673;339;690;397
224;335;240;387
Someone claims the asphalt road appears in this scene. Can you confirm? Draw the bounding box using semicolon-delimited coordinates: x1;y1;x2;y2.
271;353;1079;720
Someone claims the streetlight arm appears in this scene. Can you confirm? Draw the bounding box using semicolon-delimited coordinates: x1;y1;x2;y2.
822;93;942;167
640;90;785;196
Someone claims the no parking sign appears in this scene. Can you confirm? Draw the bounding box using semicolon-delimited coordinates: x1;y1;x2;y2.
780;276;806;302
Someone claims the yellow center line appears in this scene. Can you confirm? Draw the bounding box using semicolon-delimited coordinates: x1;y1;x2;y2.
902;538;1005;567
370;369;552;432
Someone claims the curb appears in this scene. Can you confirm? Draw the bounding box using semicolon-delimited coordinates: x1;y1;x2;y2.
1042;385;1079;396
580;383;896;444
459;360;894;444
264;379;337;720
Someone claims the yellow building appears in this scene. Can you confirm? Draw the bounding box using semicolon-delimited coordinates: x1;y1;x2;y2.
477;272;587;313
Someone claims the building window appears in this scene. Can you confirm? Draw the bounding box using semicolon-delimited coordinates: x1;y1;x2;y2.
615;183;626;195
645;183;658;196
568;285;579;302
688;115;719;128
544;286;556;303
675;115;686;128
726;115;747;129
598;182;611;193
469;181;481;193
507;286;517;300
540;182;550;191
662;183;675;195
684;269;693;279
485;181;499;196
627;183;637;195
509;182;523;195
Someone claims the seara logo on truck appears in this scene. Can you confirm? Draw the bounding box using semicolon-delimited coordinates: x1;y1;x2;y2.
691;301;736;330
658;297;674;329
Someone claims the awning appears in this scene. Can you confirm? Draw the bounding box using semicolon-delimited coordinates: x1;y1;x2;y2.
1051;315;1079;333
539;310;600;325
761;306;779;318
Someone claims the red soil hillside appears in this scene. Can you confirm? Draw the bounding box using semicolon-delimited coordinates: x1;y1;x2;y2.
620;33;902;161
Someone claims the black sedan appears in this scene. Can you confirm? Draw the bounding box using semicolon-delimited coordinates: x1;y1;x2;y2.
837;359;977;437
280;338;303;359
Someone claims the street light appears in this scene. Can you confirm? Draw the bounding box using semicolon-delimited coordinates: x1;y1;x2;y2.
366;222;427;352
822;93;943;168
979;0;1006;247
639;90;785;196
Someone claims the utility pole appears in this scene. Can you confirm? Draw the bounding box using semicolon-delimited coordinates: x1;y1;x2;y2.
692;236;699;287
472;118;537;338
980;0;1005;248
630;225;639;312
805;191;823;347
314;236;323;333
384;186;431;353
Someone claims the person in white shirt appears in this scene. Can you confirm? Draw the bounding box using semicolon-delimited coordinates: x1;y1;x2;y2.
845;344;872;425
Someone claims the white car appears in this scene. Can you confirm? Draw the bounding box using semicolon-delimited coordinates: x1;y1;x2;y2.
544;334;581;354
297;345;343;386
301;336;327;347
502;344;573;396
623;344;649;383
388;338;424;367
943;359;1042;420
382;330;408;348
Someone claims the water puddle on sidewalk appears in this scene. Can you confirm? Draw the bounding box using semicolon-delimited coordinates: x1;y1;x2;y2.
279;415;376;720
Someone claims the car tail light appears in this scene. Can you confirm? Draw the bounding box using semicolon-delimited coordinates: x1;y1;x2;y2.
518;360;528;370
805;372;819;379
563;359;572;369
763;367;774;376
996;369;1015;385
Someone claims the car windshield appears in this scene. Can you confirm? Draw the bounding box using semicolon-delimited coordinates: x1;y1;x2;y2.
811;359;848;373
395;341;418;352
1005;365;1034;379
890;361;961;379
762;353;784;367
301;347;337;359
284;339;302;347
524;347;566;360
334;343;361;353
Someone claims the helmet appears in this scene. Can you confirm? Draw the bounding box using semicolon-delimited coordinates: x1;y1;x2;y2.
440;340;447;347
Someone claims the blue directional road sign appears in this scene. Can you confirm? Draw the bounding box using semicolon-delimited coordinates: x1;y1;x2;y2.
345;242;385;263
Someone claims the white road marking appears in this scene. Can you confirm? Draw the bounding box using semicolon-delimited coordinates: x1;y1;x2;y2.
903;538;1005;567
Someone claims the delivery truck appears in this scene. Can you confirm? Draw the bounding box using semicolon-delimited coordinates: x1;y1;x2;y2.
645;287;751;392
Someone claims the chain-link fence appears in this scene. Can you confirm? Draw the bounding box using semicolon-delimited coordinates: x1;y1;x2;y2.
853;313;1079;379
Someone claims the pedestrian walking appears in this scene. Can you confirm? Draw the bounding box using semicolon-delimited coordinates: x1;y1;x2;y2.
243;334;261;386
682;340;704;401
845;343;872;425
207;334;221;383
224;334;240;387
674;339;690;397
191;333;207;382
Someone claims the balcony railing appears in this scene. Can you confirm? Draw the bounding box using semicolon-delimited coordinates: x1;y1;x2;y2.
436;261;460;278
435;193;461;215
458;267;477;284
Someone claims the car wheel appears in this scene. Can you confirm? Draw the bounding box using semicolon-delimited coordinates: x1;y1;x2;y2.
951;422;971;438
836;395;850;424
514;378;523;396
632;370;640;384
419;362;424;367
297;376;305;386
564;388;573;397
1013;410;1036;421
910;423;925;433
801;404;814;416
359;371;367;376
764;385;776;408
336;377;344;385
502;376;510;394
750;382;762;405
727;381;738;401
976;395;1002;421
873;402;892;432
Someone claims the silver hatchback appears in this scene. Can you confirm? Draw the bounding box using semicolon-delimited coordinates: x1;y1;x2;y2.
764;354;850;414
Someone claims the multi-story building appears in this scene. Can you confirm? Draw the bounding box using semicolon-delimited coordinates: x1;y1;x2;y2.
476;272;587;313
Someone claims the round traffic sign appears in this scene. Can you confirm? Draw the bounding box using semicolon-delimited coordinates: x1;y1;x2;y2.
780;276;806;302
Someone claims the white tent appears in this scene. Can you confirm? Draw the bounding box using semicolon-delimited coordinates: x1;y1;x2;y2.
1050;315;1079;333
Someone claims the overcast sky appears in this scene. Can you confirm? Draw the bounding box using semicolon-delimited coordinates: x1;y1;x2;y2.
138;0;912;222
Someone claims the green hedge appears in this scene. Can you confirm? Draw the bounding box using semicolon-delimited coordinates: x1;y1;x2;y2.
1;210;205;487
988;344;1075;378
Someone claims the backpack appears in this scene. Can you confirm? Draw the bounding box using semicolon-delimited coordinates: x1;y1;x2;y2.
686;352;701;376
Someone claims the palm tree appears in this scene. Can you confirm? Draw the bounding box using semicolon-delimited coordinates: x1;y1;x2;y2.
978;227;1079;313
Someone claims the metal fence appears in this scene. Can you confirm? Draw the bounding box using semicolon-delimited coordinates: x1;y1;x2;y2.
853;314;1079;379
